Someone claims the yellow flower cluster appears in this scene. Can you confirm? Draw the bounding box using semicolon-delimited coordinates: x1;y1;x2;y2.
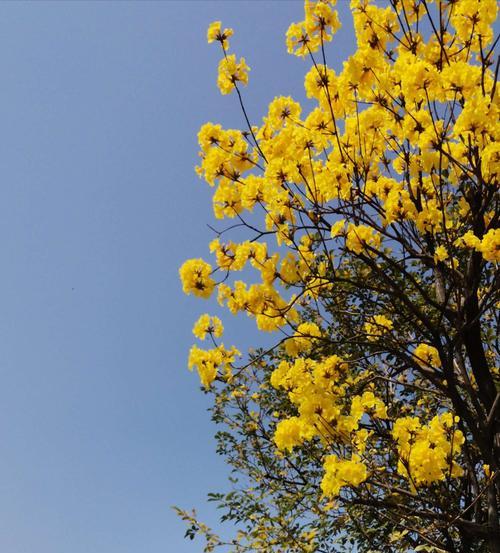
350;391;388;420
271;353;387;499
273;416;315;452
207;21;234;50
188;343;240;388
196;125;256;196
455;229;500;263
218;281;298;332
196;0;497;282
286;0;341;57
192;314;224;340
271;355;354;446
413;343;441;369
346;224;382;255
265;96;302;130
392;413;464;486
434;245;449;263
450;0;497;51
364;315;393;341
179;0;500;503
351;0;399;50
321;454;368;497
330;219;345;238
480;229;500;262
284;322;322;356
209;239;268;274
454;93;499;146
179;259;215;299
217;55;250;95
207;21;250;95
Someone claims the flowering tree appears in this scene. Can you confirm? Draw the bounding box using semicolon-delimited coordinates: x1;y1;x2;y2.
177;1;499;551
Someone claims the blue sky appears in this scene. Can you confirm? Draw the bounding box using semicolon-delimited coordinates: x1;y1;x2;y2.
0;2;354;552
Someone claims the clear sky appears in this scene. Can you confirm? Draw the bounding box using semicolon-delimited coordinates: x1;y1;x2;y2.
0;2;354;552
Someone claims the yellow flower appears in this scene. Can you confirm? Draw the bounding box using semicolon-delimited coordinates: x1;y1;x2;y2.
393;413;464;486
434;245;449;263
414;343;441;368
351;391;388;420
478;228;500;262
266;96;302;129
364;315;393;341
284;322;322;356
179;259;216;299
346;224;381;255
207;21;234;49
188;343;240;388
192;314;224;340
321;454;367;497
274;416;313;451
286;22;311;57
330;219;345;238
454;230;481;250
217;55;250;95
304;64;337;103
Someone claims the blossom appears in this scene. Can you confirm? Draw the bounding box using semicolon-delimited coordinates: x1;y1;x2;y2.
364;315;393;340
346;224;381;255
414;343;441;369
217;55;249;95
192;314;224;340
321;454;368;497
207;21;234;49
179;259;215;299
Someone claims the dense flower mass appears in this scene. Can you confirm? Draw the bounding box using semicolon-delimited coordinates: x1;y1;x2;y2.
392;413;465;487
179;258;215;299
286;0;341;56
178;2;499;551
321;453;368;497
